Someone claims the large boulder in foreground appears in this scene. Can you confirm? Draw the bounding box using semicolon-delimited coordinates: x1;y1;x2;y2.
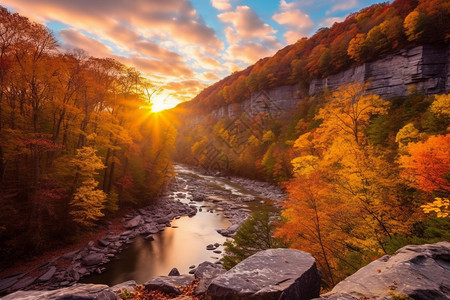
206;248;321;299
2;283;116;300
318;242;450;300
144;275;194;295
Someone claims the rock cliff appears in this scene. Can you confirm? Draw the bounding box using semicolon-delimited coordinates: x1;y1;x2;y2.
207;44;449;121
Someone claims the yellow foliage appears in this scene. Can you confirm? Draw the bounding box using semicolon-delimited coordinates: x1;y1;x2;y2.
421;198;449;218
70;178;107;227
395;123;421;148
291;155;319;177
262;130;275;143
316;82;390;145
430;94;450;117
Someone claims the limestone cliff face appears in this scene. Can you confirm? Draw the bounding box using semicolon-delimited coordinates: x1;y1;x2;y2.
310;45;449;98
207;44;449;121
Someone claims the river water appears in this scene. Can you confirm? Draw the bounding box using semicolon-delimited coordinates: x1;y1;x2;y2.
82;165;282;286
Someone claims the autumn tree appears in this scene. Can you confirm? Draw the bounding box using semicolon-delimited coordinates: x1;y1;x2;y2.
316;82;390;145
399;134;450;193
223;209;285;270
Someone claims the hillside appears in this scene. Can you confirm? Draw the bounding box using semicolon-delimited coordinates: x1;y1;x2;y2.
172;0;450;286
177;0;449;113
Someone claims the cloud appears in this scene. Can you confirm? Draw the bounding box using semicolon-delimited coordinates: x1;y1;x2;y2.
134;41;184;62
226;42;277;64
320;17;345;28
2;0;224;55
273;0;314;44
59;29;113;58
327;0;358;15
163;80;208;99
199;56;222;69
219;6;276;40
211;0;232;11
217;5;281;65
202;72;220;81
59;29;194;78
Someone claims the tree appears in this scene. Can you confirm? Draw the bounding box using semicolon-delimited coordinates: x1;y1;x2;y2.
316;82;390;145
222;209;285;270
430;94;450;117
67;147;106;227
399;134;450;193
395;123;422;149
70;178;106;227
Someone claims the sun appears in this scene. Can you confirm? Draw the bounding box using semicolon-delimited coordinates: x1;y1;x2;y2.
151;94;181;113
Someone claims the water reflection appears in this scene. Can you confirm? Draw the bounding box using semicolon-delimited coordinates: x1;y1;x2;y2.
83;204;230;285
82;165;277;286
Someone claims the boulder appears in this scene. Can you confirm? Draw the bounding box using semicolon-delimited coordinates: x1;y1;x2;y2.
0;277;19;292
98;239;110;247
38;266;56;282
111;280;137;294
2;283;116;300
194;261;226;295
81;253;104;266
10;276;36;291
125;215;142;229
168;268;180;276
217;224;239;237
317;242;450;300
206;248;320;300
144;275;194;295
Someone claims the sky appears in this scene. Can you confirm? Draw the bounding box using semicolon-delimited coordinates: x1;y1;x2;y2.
3;0;383;111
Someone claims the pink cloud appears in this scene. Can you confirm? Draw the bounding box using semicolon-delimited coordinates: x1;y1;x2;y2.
219;6;276;40
273;0;314;43
227;42;277;64
210;0;232;11
320;17;345;28
59;29;112;58
327;0;358;15
2;0;223;54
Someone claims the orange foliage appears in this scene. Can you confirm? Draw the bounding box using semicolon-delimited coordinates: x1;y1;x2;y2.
400;134;450;193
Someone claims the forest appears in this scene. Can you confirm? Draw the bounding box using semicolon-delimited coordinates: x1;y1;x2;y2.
0;7;177;267
178;0;449;113
176;82;450;286
0;0;449;291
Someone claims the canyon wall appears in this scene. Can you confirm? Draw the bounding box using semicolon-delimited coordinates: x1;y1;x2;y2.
208;44;449;121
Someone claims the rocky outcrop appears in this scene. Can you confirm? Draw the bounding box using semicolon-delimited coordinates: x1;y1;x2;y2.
144;275;194;295
194;261;227;295
207;45;449;122
1;284;116;300
3;242;449;299
317;242;450;300
211;85;300;119
206;248;321;299
310;45;449;99
0;189;198;295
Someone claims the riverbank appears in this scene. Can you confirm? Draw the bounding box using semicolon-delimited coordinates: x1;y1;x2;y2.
0;164;286;296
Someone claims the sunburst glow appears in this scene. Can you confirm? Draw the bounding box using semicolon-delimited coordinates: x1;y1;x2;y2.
151;94;181;113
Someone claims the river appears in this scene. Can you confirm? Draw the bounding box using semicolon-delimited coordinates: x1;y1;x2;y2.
81;165;284;286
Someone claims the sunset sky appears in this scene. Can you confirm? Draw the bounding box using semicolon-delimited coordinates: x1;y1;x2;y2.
4;0;382;111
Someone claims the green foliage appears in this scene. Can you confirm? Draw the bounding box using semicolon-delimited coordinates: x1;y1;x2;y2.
222;209;286;270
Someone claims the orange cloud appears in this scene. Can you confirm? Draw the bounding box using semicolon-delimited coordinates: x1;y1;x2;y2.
163;80;208;100
59;29;113;58
219;6;276;40
273;0;314;44
211;0;232;11
199;56;222;69
227;43;277;64
202;72;220;80
2;0;223;54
